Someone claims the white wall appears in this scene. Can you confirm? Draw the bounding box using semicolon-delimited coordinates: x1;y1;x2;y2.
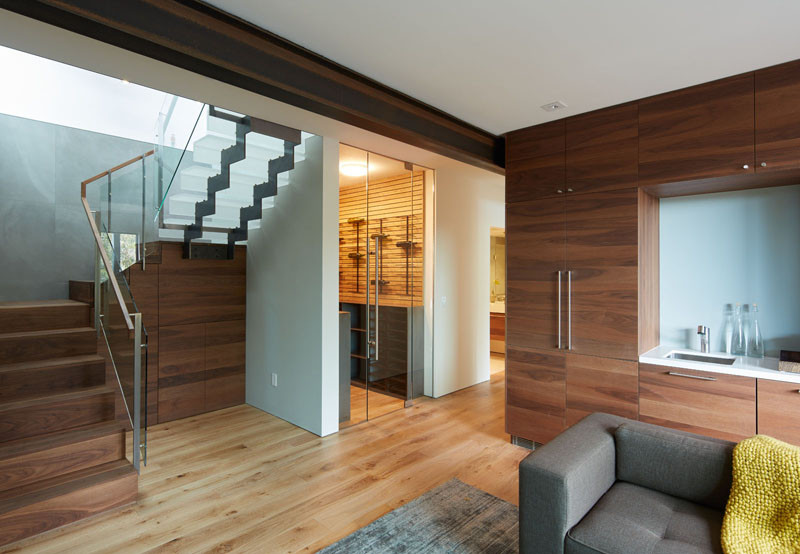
432;167;505;397
246;135;340;436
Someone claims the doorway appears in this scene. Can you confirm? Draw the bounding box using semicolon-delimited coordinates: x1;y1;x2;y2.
490;228;506;374
338;145;432;427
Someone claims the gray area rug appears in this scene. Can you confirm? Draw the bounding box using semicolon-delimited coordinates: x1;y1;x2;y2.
319;478;519;553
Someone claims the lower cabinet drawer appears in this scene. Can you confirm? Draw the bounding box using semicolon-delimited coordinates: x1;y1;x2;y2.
639;363;756;442
757;379;800;446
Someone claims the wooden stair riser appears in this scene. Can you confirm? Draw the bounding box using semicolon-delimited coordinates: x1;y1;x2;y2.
0;390;115;443
0;303;91;334
0;463;137;547
0;430;124;493
0;358;105;402
0;329;96;364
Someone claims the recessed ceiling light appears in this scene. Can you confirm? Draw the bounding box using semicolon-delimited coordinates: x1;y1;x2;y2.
121;79;130;85
540;100;567;112
340;162;367;177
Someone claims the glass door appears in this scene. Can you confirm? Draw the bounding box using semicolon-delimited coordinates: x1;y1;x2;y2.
365;153;414;420
339;146;427;426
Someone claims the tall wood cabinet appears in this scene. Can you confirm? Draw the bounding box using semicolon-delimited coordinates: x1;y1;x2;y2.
506;104;649;444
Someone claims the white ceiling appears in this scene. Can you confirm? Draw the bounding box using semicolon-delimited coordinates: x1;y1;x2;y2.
208;0;800;135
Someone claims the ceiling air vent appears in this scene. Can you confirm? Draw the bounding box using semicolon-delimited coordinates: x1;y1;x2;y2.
540;100;567;112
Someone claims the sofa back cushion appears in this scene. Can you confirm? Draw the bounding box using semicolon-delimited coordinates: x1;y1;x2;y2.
615;421;734;510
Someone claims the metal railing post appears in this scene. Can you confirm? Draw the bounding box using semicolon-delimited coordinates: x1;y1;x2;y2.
132;312;142;472
141;157;146;271
92;211;102;336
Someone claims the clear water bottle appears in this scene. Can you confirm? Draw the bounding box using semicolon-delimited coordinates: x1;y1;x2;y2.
722;304;734;354
731;303;747;356
748;303;765;358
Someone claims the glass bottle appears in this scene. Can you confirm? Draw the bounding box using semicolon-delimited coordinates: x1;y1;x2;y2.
748;303;765;358
722;304;734;354
731;303;747;356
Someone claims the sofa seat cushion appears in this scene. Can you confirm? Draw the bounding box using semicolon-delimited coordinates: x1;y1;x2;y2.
565;482;723;554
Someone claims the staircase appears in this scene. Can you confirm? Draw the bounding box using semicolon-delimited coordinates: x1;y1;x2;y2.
0;299;137;547
0;102;310;547
156;105;305;258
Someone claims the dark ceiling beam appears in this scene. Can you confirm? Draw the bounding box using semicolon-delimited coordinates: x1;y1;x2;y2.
0;0;505;173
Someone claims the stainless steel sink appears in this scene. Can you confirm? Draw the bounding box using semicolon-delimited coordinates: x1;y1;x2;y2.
665;352;736;365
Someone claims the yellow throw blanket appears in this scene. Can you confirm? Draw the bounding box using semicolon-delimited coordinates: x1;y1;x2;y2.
722;435;800;554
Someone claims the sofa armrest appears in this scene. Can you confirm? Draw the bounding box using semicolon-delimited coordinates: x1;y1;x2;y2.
519;413;628;554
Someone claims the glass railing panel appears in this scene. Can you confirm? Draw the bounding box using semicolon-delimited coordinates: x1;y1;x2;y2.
154;97;207;222
96;220;148;468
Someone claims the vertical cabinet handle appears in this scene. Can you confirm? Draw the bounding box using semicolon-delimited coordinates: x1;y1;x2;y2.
567;270;572;350
374;235;380;362
365;224;371;360
557;271;562;349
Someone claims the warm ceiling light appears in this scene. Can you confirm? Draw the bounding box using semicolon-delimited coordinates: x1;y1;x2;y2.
340;162;367;177
121;79;130;85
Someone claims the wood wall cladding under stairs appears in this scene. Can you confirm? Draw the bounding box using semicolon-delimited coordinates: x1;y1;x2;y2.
125;242;247;424
0;299;137;548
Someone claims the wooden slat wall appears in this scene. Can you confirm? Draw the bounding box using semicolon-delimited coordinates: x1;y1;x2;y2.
339;172;425;307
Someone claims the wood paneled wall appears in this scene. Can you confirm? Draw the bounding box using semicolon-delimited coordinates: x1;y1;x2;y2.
339;172;424;308
127;242;246;424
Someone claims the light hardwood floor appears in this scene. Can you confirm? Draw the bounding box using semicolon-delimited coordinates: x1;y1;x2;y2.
339;385;406;428
1;371;528;554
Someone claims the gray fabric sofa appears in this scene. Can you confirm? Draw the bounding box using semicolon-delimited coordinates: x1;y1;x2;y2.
519;413;735;554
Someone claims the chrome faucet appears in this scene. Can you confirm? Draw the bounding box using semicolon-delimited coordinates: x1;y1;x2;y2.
697;325;710;353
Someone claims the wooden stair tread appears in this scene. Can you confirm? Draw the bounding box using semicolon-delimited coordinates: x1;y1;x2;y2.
0;300;87;309
0;327;95;340
0;385;113;413
0;354;104;373
0;422;124;461
0;459;135;512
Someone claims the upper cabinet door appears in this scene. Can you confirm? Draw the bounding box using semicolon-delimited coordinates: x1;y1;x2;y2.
566;188;639;361
566;103;638;194
638;74;755;186
505;120;565;203
756;60;800;172
506;196;566;352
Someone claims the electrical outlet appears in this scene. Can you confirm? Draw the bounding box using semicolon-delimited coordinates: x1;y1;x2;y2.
271;373;278;387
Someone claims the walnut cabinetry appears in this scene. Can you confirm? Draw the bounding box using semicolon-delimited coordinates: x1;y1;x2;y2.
755;60;800;172
505;121;565;203
638;74;755;186
506;347;639;444
565;103;639;194
506;187;642;360
756;380;800;445
639;363;756;442
566;354;638;426
505;57;800;445
506;346;566;444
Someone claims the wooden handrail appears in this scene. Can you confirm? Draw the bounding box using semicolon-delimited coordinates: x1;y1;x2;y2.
82;149;154;187
80;150;154;332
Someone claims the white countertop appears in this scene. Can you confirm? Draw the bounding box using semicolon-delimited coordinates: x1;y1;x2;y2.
490;301;506;314
639;345;800;384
